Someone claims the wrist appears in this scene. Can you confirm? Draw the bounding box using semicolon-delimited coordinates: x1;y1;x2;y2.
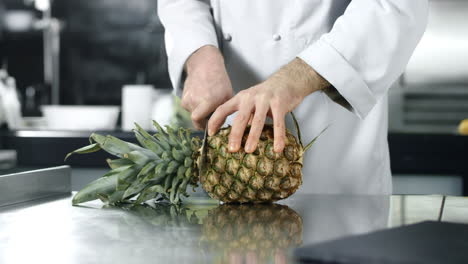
271;58;330;98
304;59;330;94
185;45;225;76
293;57;330;96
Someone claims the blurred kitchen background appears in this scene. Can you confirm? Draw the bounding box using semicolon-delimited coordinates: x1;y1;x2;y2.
0;0;467;195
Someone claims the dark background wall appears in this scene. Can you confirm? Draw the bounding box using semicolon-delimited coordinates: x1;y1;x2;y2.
0;0;171;109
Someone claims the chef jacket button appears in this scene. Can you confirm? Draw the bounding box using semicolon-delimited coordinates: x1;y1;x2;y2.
273;34;281;41
224;33;232;41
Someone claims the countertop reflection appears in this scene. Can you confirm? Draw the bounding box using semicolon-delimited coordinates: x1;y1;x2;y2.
0;194;455;264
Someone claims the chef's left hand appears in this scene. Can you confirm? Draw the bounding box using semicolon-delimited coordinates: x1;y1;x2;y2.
207;57;330;153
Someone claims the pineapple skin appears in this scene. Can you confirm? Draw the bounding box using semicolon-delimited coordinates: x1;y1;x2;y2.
199;124;304;203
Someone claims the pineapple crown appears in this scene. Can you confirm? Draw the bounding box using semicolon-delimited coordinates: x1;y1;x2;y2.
66;121;200;205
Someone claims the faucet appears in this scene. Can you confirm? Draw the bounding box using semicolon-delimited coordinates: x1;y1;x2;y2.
31;0;63;105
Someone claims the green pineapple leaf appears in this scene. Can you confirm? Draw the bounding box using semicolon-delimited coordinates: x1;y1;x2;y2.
64;143;101;161
72;173;119;205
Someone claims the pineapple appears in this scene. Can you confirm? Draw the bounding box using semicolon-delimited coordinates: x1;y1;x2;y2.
66;113;325;205
201;204;303;263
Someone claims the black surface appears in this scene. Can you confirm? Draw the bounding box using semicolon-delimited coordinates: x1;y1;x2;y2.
0;130;138;167
388;133;468;176
388;133;468;195
295;221;468;264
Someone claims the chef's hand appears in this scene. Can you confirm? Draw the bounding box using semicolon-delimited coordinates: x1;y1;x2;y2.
182;45;233;130
208;58;329;153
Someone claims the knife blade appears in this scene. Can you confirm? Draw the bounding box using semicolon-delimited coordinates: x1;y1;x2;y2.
198;114;212;181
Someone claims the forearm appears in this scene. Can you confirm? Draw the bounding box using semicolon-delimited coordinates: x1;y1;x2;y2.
185;45;225;76
266;58;330;98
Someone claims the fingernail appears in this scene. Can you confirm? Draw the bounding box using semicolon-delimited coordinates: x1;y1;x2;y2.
245;143;253;153
229;142;236;152
274;143;282;153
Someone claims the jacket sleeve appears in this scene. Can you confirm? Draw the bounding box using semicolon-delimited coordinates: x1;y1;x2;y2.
157;0;219;96
297;0;428;119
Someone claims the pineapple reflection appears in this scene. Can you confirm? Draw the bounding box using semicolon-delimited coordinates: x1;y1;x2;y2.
201;204;303;264
127;202;303;264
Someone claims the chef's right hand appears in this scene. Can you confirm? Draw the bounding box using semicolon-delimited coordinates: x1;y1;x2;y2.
182;45;233;130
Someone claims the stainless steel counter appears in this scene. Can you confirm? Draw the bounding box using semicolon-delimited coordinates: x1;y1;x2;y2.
0;166;70;207
0;194;466;264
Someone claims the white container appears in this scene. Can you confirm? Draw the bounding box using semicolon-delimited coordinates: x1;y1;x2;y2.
41;105;119;131
0;75;23;129
122;85;156;131
151;89;173;128
3;10;35;32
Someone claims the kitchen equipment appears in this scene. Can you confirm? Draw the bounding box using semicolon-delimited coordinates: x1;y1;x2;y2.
0;150;17;170
122;85;156;131
23;84;51;116
151;89;174;128
3;10;36;32
198;113;212;178
31;0;63;105
0;69;23;129
41;105;119;130
122;85;174;131
0;165;70;207
389;1;468;133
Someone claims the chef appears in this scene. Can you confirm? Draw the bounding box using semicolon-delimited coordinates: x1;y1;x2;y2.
158;1;428;194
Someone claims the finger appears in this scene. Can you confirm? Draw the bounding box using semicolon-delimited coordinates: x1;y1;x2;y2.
228;105;253;152
245;103;268;153
247;114;254;125
191;114;206;130
208;98;238;136
229;252;242;264
271;106;286;153
191;99;216;130
274;249;287;264
246;251;259;264
180;89;193;112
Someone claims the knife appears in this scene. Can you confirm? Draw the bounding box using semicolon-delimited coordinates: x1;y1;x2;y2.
198;114;212;181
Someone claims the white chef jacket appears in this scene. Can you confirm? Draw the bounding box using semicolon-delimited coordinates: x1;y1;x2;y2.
158;0;428;194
